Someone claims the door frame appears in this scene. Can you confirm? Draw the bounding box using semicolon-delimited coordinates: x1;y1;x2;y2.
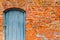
3;8;26;40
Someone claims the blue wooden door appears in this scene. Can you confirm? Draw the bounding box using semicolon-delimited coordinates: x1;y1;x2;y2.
4;10;25;40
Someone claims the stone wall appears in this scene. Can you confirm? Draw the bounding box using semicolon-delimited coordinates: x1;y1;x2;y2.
0;0;60;40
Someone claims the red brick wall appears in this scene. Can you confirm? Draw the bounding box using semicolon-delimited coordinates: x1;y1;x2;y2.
0;0;60;40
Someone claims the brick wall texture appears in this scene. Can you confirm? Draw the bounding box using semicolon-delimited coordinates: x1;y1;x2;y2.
0;0;60;40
